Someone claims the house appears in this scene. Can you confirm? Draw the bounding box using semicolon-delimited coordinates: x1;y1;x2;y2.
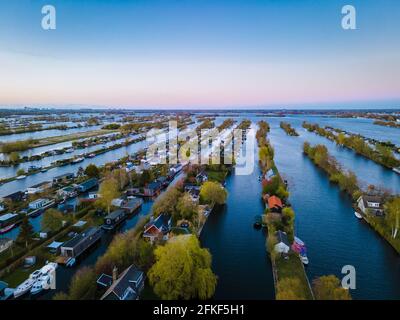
264;169;276;181
53;172;74;185
274;230;290;254
60;227;103;259
77;178;98;193
99;265;145;300
267;195;283;213
0;238;13;254
26;181;52;195
28;198;52;210
144;181;162;197
143;214;172;242
357;195;385;216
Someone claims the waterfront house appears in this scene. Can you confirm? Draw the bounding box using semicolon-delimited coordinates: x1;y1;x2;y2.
357;195;385;216
143;214;172;242
60;227;103;259
0;238;13;254
28;198;52;210
26;181;52;195
144;181;162;197
264;169;276;181
53;172;74;185
99;265;145;300
267;195;283;213
0;213;19;228
274;230;290;254
57;186;77;199
77;178;98;193
196;171;208;184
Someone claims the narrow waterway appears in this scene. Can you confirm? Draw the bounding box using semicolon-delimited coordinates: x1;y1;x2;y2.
267;119;400;300
200;124;275;299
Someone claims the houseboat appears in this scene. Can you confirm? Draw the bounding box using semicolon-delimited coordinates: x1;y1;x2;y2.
27;198;55;217
59;227;103;265
0;213;19;234
102;209;127;231
77;178;98;193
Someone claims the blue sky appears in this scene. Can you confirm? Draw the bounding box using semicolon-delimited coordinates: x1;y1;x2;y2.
0;0;399;109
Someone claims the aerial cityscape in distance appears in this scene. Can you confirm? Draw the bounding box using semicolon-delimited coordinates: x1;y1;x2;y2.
0;0;399;308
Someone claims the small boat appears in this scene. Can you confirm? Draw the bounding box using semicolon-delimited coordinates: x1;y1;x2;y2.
300;255;309;265
294;236;305;246
16;175;27;180
0;224;16;234
40;168;48;173
393;167;400;174
72;157;84;164
88;153;96;158
354;211;363;219
13;270;42;298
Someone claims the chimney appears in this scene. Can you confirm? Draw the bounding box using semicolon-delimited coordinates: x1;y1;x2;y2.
112;266;118;283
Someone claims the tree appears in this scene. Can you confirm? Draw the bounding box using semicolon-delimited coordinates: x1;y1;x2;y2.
16;168;26;176
276;278;305;300
176;193;198;221
84;164;99;178
17;217;35;248
312;275;352;300
97;178;120;214
152;187;181;217
9;152;20;164
148;235;217;300
385;197;400;239
58;267;97;300
200;181;227;206
41;208;64;232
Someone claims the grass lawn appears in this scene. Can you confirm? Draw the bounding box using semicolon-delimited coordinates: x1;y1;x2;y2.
206;170;227;183
2;264;38;288
275;253;313;300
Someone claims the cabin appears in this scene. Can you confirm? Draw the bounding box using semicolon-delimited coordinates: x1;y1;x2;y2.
26;181;52;195
102;209;126;231
274;230;290;254
143;214;172;242
60;227;103;259
77;178;98;193
357;195;385;216
0;238;13;254
144;181;162;197
53;172;74;185
267;195;283;213
99;265;145;300
196;172;208;184
28;198;52;210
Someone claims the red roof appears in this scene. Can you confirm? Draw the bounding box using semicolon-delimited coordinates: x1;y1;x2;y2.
268;195;283;209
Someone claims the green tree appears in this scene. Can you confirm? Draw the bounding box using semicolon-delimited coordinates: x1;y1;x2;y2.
17;216;35;248
84;164;100;178
41;208;64;232
312;275;352;300
176;193;198;221
16;168;26;176
9;152;20;164
97;178;120;214
148;235;217;300
55;267;96;300
152;187;181;217
385;197;400;239
276;278;305;300
200;181;227;206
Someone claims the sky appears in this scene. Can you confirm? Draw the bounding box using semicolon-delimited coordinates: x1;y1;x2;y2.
0;0;399;109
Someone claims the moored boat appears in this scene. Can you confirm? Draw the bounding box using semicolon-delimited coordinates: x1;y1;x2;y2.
0;223;16;234
354;211;363;219
393;167;400;174
16;175;27;180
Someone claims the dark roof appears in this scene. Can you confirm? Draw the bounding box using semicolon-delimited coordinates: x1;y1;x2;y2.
105;209;125;220
78;178;98;189
361;195;384;208
62;227;101;249
275;230;290;246
101;265;144;300
122;198;143;210
54;172;74;180
144;214;171;234
97;274;113;287
3;191;24;200
147;180;162;190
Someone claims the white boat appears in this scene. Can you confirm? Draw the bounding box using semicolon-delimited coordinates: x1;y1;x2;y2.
13;270;42;298
294;236;305;246
29;262;58;295
300;255;309;265
393;167;400;174
72;157;84;164
16;175;27;180
354;211;363;219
